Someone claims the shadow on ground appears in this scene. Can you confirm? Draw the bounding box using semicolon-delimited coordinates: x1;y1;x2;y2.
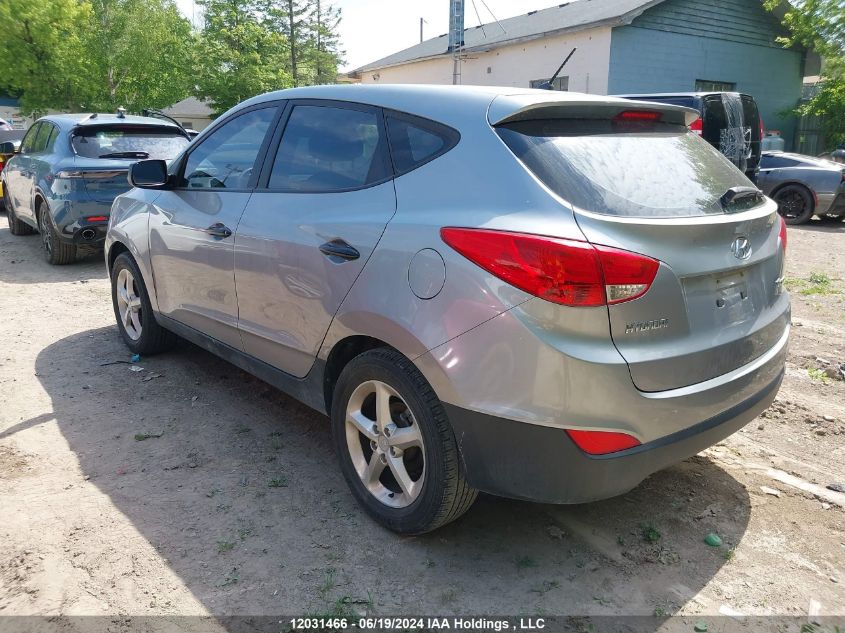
0;221;106;284
28;321;752;621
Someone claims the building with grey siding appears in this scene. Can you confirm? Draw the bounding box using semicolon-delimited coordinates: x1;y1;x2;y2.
350;0;816;149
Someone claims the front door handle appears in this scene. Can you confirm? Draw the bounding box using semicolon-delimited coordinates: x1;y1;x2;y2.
206;222;232;238
319;239;360;262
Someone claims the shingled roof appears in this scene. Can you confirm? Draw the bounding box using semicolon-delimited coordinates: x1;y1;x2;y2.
350;0;666;75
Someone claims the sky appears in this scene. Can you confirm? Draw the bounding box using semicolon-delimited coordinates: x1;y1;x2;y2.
174;0;565;72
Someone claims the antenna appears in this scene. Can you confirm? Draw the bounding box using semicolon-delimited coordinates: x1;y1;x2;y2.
539;47;576;90
448;0;465;85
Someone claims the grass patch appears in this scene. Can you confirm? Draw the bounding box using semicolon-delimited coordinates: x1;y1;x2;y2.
808;367;830;384
217;540;235;553
268;477;288;488
787;272;840;296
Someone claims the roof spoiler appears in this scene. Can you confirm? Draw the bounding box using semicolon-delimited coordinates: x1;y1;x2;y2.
488;94;699;127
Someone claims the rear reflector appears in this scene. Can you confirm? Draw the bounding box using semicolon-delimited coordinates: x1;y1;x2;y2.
614;110;663;122
779;216;787;252
690;117;703;136
440;228;659;307
566;429;641;455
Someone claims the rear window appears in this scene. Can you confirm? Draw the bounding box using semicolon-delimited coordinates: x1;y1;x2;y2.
72;125;189;160
497;119;750;218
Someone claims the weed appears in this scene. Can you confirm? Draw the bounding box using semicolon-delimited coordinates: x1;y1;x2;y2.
235;426;251;434
641;524;661;543
217;540;235;553
237;528;252;541
422;557;436;568
206;488;221;498
654;606;667;617
318;568;336;601
529;580;560;595
616;536;625;546
134;432;162;441
723;547;736;561
808;367;830;384
516;555;537;570
268;477;288;488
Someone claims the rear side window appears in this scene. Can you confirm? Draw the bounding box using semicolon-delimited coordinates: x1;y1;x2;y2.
31;123;52;153
73;125;189;160
386;112;459;175
497;119;749;218
269;105;390;192
20;123;41;154
762;154;800;169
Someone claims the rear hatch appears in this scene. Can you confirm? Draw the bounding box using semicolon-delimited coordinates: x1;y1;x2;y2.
71;124;189;202
493;99;788;392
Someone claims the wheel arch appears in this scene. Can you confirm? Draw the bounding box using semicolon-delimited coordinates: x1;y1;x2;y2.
322;335;397;415
770;181;816;206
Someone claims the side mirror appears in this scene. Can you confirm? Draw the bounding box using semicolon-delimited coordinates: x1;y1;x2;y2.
0;141;16;154
129;159;170;189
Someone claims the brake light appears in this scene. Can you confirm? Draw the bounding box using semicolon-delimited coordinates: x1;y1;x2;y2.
566;429;641;455
689;117;703;136
779;216;787;252
440;228;659;307
614;110;663;122
0;157;4;174
86;215;108;222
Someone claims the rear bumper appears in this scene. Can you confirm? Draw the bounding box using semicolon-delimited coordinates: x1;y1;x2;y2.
445;370;782;504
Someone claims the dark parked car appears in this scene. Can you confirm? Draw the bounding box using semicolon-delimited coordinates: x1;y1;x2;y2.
758;151;845;224
1;113;190;264
618;92;763;181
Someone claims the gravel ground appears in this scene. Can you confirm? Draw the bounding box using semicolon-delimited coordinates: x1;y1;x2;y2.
0;212;843;630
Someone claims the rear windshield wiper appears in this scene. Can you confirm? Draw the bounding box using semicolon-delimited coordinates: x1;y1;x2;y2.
98;151;149;159
720;186;763;211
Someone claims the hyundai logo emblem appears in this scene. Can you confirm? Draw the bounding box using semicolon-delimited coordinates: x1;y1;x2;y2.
731;236;752;260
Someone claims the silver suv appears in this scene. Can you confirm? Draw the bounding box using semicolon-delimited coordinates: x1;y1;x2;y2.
105;85;790;534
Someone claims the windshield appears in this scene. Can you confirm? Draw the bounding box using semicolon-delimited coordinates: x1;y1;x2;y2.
72;125;189;160
497;119;753;218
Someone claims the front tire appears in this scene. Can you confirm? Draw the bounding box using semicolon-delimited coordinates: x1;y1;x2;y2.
37;201;76;264
774;185;815;225
111;252;176;354
331;348;477;534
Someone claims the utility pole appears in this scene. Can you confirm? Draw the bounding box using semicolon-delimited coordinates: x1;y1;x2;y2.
448;0;465;85
420;17;425;42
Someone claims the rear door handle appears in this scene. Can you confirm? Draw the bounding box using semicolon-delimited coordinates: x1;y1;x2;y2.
319;239;360;262
206;222;232;238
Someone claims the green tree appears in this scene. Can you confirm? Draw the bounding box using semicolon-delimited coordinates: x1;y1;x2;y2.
308;0;344;84
84;0;196;112
0;0;92;114
766;0;845;146
196;0;293;114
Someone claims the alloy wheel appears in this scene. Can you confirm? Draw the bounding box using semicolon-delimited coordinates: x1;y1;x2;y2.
344;380;426;508
116;268;143;340
775;189;807;220
38;211;52;255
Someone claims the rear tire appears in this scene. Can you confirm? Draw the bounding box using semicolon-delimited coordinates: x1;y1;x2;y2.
774;185;815;225
4;189;35;236
331;348;477;534
37;201;76;264
111;252;177;355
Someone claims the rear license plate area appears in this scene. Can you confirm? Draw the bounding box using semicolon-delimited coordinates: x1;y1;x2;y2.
684;268;755;327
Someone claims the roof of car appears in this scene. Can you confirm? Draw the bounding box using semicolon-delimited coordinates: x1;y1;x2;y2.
39;113;184;130
227;84;695;130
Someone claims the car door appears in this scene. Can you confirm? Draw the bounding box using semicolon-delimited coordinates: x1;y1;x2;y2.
234;101;396;377
5;122;43;219
148;104;280;349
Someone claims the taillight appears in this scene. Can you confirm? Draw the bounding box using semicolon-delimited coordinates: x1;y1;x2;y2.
566;429;641;455
86;215;108;222
779;216;787;252
689;117;703;136
440;228;659;307
0;156;5;174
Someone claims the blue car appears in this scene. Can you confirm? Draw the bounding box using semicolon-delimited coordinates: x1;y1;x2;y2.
1;112;190;264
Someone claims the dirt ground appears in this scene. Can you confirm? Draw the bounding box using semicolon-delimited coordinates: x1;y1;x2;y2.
0;211;843;630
